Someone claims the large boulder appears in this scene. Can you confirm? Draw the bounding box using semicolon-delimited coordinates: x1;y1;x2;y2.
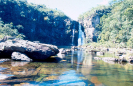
0;39;59;61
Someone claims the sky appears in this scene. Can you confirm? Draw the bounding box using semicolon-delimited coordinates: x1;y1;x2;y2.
27;0;112;20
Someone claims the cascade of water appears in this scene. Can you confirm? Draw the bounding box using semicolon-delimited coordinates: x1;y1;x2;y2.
72;24;75;46
78;23;84;46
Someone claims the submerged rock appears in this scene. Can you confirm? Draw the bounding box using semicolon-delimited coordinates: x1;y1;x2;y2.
11;61;29;67
0;39;59;61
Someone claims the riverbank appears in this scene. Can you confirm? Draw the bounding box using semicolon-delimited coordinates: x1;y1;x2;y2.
78;43;133;63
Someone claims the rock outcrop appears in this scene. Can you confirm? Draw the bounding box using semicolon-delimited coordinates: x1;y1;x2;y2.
0;39;59;61
79;8;111;43
79;14;100;42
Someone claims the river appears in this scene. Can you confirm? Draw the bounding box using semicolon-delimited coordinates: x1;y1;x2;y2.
0;46;133;86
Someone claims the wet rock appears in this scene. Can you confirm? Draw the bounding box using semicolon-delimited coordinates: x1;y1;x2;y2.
11;52;32;61
119;55;128;62
91;76;102;86
0;59;10;63
127;56;133;63
129;59;133;63
57;48;66;58
71;46;78;51
0;74;14;80
59;48;67;54
97;52;104;56
102;57;118;62
94;57;101;60
11;61;29;67
66;49;72;53
0;39;59;61
57;53;65;58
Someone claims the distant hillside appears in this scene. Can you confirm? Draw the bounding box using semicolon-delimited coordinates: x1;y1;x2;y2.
0;0;79;46
79;0;133;48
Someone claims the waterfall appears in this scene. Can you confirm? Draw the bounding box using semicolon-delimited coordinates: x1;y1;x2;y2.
78;23;84;46
72;24;75;46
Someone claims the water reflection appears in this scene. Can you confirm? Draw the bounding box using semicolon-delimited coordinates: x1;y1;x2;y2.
1;49;133;86
90;76;103;86
28;70;89;86
77;50;84;70
11;61;29;67
71;50;74;66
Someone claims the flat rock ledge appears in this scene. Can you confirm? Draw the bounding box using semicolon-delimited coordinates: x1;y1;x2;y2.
0;39;59;61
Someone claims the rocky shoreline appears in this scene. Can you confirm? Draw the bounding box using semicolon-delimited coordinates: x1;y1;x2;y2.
0;38;133;64
80;45;133;64
0;38;59;61
58;45;133;64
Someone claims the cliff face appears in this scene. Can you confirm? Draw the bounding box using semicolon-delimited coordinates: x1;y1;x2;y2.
0;0;79;46
80;14;100;42
79;7;111;43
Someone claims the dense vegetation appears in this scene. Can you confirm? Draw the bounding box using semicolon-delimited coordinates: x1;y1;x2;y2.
79;0;133;48
98;0;133;48
78;5;111;21
0;18;25;39
0;0;79;45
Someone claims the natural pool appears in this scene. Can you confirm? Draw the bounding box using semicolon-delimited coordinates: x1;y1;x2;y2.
0;47;133;86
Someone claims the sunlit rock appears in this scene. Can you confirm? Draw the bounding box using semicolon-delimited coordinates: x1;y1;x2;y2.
57;48;67;58
66;49;72;53
0;59;10;63
0;39;59;61
119;55;128;62
11;52;32;61
94;57;101;60
59;48;67;54
0;74;14;80
102;57;118;62
97;52;104;56
57;53;65;59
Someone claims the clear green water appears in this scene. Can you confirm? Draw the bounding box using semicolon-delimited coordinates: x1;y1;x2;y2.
0;47;133;86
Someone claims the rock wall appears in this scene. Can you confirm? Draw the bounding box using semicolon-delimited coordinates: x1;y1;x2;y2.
79;9;111;43
79;14;100;43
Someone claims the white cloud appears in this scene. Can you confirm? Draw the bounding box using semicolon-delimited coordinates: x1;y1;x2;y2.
98;0;109;5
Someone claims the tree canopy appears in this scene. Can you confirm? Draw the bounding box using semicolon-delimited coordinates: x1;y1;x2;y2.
79;0;133;48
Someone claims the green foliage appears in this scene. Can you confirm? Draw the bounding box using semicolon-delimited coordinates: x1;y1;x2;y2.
80;0;133;48
78;5;111;21
127;37;133;48
93;0;133;48
0;18;25;39
0;0;76;45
